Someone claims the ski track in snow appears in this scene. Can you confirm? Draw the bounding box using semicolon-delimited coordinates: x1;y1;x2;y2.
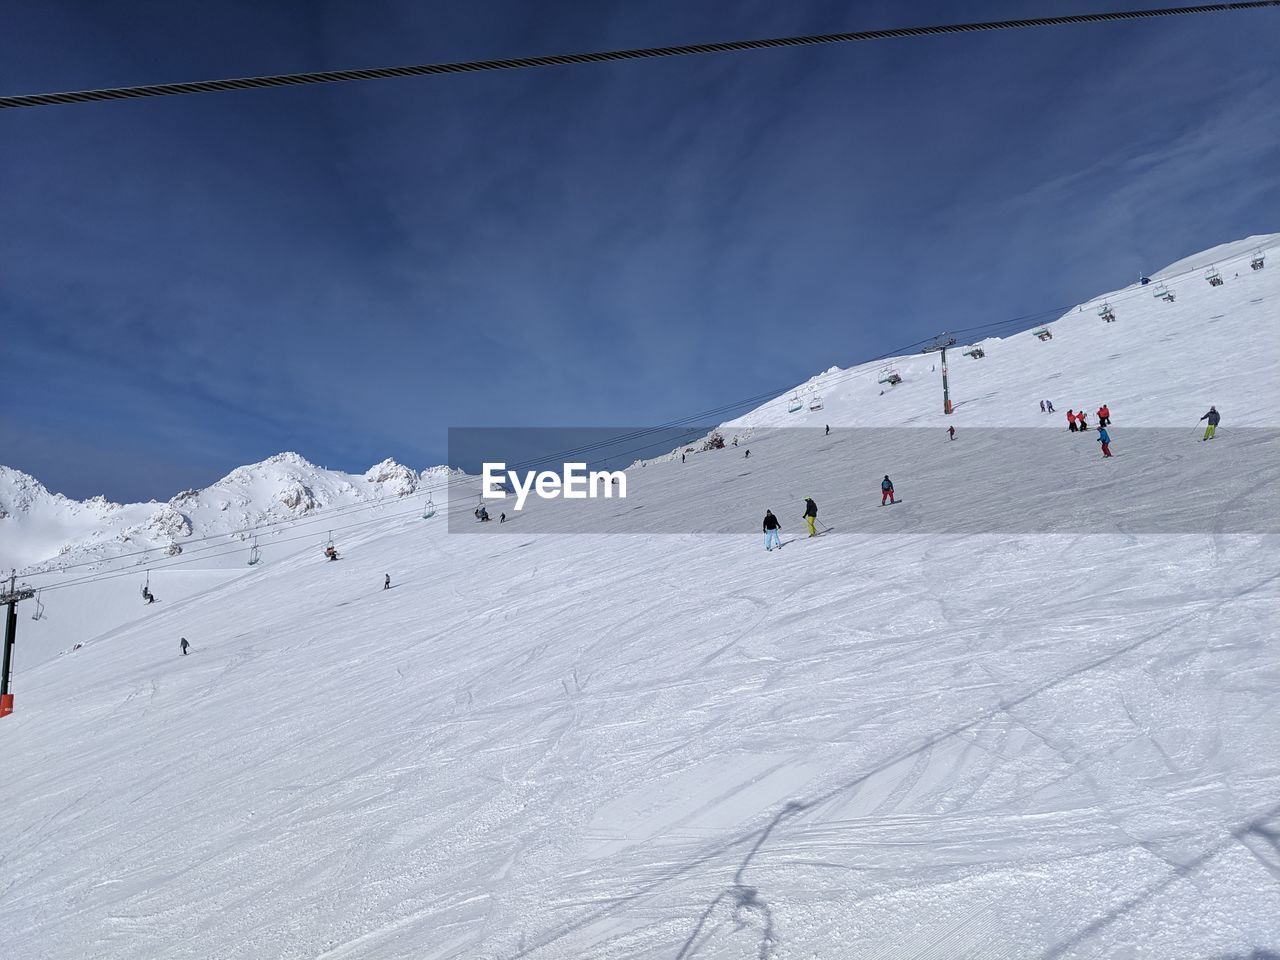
2;237;1280;958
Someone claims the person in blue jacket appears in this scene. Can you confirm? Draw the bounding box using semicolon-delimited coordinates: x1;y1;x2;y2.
1097;425;1112;458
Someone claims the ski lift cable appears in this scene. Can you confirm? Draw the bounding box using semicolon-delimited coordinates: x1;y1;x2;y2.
3;4;1277;111
20;243;1272;588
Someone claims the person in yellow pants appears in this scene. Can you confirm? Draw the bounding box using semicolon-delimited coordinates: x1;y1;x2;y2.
803;497;819;537
1200;405;1220;441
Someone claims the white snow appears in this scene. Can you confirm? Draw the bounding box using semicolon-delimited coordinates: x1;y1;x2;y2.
1;236;1278;959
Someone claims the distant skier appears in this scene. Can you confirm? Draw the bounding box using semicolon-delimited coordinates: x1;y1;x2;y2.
1200;405;1221;440
681;453;686;463
744;449;750;459
1077;410;1089;430
1040;400;1046;413
179;637;189;656
825;424;830;436
500;512;506;523
384;574;391;590
1097;425;1113;458
803;497;818;537
947;425;956;441
762;510;782;551
1097;404;1111;427
1046;400;1055;413
1067;410;1078;432
881;475;896;505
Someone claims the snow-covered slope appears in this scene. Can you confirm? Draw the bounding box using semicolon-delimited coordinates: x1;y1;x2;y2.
720;233;1278;432
0;453;457;575
2;237;1279;960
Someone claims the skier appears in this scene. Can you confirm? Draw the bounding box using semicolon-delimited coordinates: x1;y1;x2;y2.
825;424;830;436
1046;400;1055;413
1097;403;1111;427
384;574;391;590
881;475;896;505
1097;425;1113;458
762;510;782;551
1077;410;1089;430
1067;410;1078;432
1040;400;1046;413
500;512;506;523
744;449;750;459
1200;405;1220;440
947;425;956;441
179;637;189;656
803;497;818;537
681;453;686;463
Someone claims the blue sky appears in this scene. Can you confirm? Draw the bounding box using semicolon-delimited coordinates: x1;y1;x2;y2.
2;0;1277;501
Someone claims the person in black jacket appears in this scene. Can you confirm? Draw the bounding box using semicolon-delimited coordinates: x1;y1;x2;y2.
763;510;782;551
803;498;818;537
1200;405;1220;440
179;637;189;656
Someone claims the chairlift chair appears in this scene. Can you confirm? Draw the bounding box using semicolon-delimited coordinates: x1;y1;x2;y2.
1153;283;1175;302
963;347;986;359
31;591;45;621
1205;267;1224;287
1252;249;1266;271
1033;327;1053;341
808;395;824;411
247;539;261;566
877;367;902;385
422;497;436;519
1097;302;1116;323
787;393;803;413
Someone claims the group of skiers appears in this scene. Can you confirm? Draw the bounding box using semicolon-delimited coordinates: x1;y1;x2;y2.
1038;400;1057;413
762;478;895;551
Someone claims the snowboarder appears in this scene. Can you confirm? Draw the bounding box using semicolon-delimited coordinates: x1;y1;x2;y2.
179;637;189;656
1046;400;1055;413
1097;426;1113;458
947;425;956;441
744;449;750;459
803;497;818;537
500;512;506;523
384;574;391;590
881;476;896;505
1097;404;1111;427
762;510;782;551
1067;410;1078;432
1200;405;1220;440
1040;400;1046;413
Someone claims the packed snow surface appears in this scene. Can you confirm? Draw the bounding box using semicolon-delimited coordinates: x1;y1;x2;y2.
1;236;1278;959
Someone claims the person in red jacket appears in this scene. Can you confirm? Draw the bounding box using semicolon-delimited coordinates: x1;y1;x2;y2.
1067;410;1078;432
1097;404;1111;427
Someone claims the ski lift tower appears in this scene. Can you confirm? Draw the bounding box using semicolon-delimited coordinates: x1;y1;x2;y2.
1;573;37;718
922;333;958;415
